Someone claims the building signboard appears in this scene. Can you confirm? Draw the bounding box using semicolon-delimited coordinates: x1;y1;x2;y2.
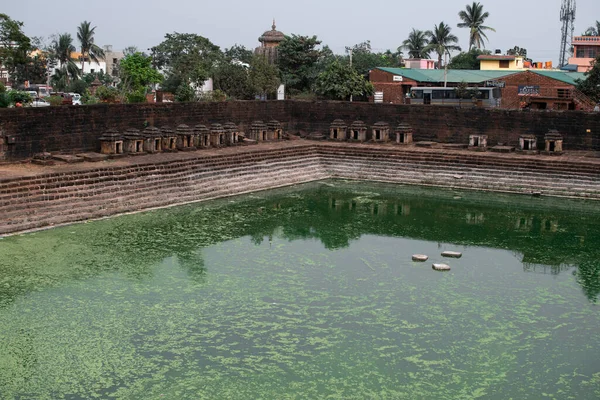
518;85;540;96
485;80;505;88
374;92;384;103
393;75;403;82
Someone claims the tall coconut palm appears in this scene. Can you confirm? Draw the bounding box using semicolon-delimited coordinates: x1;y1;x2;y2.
584;21;600;36
426;22;462;68
400;29;432;59
77;21;105;72
50;33;80;85
457;2;496;50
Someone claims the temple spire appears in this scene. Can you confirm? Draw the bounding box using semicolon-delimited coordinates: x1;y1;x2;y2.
272;18;276;31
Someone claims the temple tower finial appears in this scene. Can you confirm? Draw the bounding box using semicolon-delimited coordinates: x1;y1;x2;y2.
272;18;276;30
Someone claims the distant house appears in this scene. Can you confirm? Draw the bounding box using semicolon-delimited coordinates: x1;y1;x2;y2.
477;55;526;70
564;35;600;72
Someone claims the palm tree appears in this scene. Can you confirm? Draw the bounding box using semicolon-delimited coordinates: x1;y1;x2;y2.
50;33;80;85
77;21;105;72
426;22;462;68
400;29;432;59
583;21;600;36
457;2;496;50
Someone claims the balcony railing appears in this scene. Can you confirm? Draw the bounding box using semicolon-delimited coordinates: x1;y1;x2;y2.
573;36;600;45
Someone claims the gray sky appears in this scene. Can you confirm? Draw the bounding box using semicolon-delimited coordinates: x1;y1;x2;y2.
6;0;599;65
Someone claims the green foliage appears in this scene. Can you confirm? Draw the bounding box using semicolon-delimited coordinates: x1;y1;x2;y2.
83;71;114;86
95;86;120;103
126;88;147;103
0;82;5;93
277;34;322;94
583;21;600;36
151;33;221;89
224;44;254;64
315;59;374;100
576;55;600;103
213;61;253;100
454;81;479;99
50;33;81;86
119;52;162;91
8;90;32;104
198;89;227;102
457;1;496;50
448;48;491;69
66;79;90;95
401;29;431;59
345;41;403;76
426;22;461;68
45;96;63;106
0;92;10;108
249;55;280;97
77;21;105;71
175;83;196;102
0;14;33;86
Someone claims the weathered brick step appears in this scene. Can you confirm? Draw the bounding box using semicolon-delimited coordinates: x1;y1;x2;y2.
0;164;326;223
317;149;600;177
320;157;600;185
0;146;318;190
0;155;322;204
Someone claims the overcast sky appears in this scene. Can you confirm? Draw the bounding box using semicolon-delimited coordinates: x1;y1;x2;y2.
6;0;599;64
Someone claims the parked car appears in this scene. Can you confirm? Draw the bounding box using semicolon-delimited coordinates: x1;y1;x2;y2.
69;92;82;105
29;98;51;107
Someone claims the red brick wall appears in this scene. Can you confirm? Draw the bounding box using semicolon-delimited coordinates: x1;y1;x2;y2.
500;71;575;109
369;69;418;104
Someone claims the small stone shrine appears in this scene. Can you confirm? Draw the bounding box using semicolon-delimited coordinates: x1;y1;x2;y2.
99;129;125;156
143;126;162;153
349;121;368;142
223;122;240;145
468;134;488;151
543;130;564;155
372;122;390;142
210;123;226;147
176;124;196;151
160;126;178;152
267;120;283;140
250;121;268;142
518;134;538;153
123;128;145;155
394;123;413;144
195;124;211;148
329;119;347;141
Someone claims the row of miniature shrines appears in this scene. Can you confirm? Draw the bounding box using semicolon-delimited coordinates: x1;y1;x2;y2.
328;120;565;154
98;120;284;155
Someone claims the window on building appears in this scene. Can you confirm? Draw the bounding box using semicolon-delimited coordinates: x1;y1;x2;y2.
113;58;118;64
412;90;424;99
499;60;510;68
90;69;95;73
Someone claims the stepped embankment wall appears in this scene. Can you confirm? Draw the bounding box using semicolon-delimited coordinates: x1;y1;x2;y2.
2;141;600;236
1;101;600;161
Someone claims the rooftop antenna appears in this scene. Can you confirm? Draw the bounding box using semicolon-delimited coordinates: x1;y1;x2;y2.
559;0;576;67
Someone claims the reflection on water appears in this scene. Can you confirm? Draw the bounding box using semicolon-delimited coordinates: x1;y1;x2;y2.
0;180;599;399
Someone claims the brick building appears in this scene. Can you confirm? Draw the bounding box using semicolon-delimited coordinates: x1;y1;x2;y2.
369;67;592;110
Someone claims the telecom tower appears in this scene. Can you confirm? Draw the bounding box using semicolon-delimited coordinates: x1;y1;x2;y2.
559;0;576;67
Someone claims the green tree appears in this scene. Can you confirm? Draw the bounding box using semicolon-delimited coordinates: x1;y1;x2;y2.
50;33;80;87
401;29;431;59
345;41;403;76
277;34;322;94
0;14;32;86
506;46;531;62
448;48;491;69
583;21;600;36
224;44;254;64
457;2;496;50
213;61;253;99
77;21;105;72
151;33;222;94
576;55;600;102
249;55;280;99
119;52;162;91
426;22;461;68
315;59;374;101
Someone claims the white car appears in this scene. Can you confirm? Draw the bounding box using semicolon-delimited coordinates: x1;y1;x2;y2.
69;93;82;105
30;98;50;107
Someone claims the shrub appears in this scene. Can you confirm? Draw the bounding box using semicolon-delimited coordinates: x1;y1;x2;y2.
8;91;33;105
46;96;63;106
126;89;147;103
96;86;120;103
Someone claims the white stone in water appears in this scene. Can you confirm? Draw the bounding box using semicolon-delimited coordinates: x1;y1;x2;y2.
432;263;451;271
412;254;429;262
441;251;462;258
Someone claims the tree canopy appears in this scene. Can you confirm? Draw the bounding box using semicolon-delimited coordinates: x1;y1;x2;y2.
583;21;600;36
119;52;162;92
426;22;461;68
315;59;374;101
277;34;323;94
401;29;431;59
448;48;491;69
248;55;280;98
576;55;600;103
0;14;33;86
77;21;105;71
457;2;495;50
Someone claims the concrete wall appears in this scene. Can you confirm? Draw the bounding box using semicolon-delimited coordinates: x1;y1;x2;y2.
1;100;599;161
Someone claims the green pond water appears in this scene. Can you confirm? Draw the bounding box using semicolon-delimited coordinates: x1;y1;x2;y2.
1;180;600;399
